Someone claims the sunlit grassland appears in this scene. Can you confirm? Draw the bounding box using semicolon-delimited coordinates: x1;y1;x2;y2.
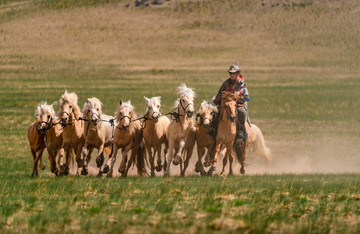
1;0;360;232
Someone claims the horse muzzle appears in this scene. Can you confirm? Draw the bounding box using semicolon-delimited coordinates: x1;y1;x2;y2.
151;114;159;123
203;123;210;129
61;117;68;124
122;125;130;131
230;116;237;122
187;111;194;118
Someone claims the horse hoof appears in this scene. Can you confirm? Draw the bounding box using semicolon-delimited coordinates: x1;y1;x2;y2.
118;167;125;174
97;171;103;177
173;156;181;165
96;157;104;168
81;169;88;176
240;167;245;174
163;172;170;177
203;161;211;167
103;165;109;174
155;164;162;172
106;173;112;178
151;171;155;177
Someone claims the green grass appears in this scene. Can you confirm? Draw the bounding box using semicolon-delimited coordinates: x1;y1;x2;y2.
0;173;360;232
1;0;360;232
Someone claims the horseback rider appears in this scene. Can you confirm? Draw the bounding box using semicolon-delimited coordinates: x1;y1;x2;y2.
209;62;250;144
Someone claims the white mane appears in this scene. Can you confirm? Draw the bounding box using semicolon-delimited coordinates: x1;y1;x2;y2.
115;100;136;118
34;101;56;120
83;97;103;113
199;100;218;114
59;90;81;117
177;84;196;101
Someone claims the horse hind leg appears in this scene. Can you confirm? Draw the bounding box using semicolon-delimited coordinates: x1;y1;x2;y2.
155;146;163;172
228;151;234;176
240;142;247;175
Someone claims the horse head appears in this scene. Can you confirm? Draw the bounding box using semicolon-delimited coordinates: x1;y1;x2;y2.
197;100;218;129
177;84;196;118
221;91;239;123
35;101;56;134
144;96;162;123
116;100;134;131
83;97;102;125
59;90;79;124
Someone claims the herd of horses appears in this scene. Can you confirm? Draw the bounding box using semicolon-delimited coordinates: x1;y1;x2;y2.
27;84;271;177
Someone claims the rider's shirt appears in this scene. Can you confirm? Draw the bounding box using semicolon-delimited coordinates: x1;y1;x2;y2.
214;77;250;108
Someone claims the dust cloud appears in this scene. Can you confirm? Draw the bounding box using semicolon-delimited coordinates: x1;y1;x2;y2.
68;135;360;177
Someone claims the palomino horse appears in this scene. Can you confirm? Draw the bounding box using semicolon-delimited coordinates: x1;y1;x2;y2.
143;96;170;176
164;84;196;177
208;91;271;175
28;102;50;176
208;91;238;176
28;101;64;176
105;100;146;177
58;90;85;175
195;101;218;175
81;97;114;176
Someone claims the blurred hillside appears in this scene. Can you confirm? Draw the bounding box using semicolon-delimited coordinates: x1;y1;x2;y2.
1;0;359;78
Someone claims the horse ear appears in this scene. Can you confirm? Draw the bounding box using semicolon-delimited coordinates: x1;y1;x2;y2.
119;100;123;105
144;96;150;105
156;96;161;101
51;101;57;107
86;98;90;103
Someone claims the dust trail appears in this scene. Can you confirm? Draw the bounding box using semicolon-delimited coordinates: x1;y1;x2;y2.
68;135;360;177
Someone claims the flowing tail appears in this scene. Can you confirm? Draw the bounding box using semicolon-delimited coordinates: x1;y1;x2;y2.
251;124;271;164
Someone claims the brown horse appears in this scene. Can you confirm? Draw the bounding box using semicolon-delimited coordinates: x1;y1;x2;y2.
28;101;64;176
195;100;218;175
81;97;114;176
105;100;146;177
164;84;196;177
208;91;271;175
28;102;49;176
207;91;238;176
143;96;170;176
58;90;85;175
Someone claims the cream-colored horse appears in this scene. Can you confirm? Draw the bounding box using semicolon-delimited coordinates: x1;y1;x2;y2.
58;90;85;175
143;96;170;176
81;97;114;176
106;100;146;177
234;123;271;174
195;100;218;175
164;84;196;177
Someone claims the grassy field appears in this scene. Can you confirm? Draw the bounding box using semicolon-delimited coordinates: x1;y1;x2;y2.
1;0;360;232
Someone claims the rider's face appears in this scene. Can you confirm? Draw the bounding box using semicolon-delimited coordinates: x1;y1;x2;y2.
229;72;237;80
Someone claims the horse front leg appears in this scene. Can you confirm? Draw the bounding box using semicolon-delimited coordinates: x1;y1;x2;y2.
106;144;119;178
240;142;247;175
81;144;91;176
146;145;155;177
181;147;193;177
102;145;113;174
228;148;234;176
173;139;185;166
119;144;132;177
164;141;174;177
195;146;206;176
208;143;221;176
94;145;105;177
48;149;58;176
31;148;43;177
220;150;228;176
75;144;84;175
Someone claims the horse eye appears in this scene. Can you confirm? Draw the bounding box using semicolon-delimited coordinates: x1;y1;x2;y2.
157;105;160;108
97;108;99;111
88;110;90;112
70;105;73;109
47;115;50;119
